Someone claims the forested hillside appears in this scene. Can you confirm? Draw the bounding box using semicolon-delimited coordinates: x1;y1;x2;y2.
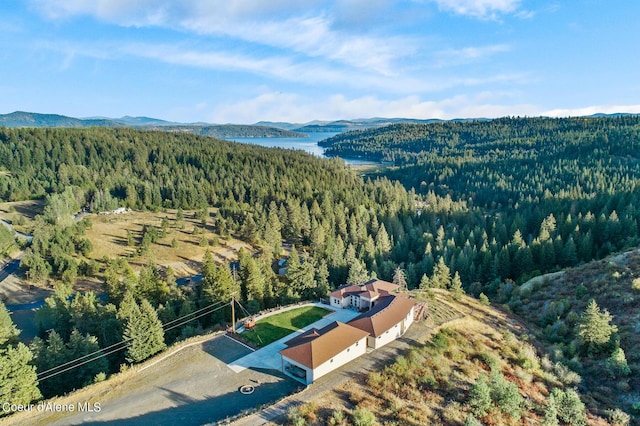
1;120;639;417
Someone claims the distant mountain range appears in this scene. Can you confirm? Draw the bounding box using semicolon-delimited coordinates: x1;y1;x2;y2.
1;111;636;138
0;111;303;138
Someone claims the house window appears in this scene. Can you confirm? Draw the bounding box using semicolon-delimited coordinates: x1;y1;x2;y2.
330;358;334;363
347;348;350;352
356;341;359;346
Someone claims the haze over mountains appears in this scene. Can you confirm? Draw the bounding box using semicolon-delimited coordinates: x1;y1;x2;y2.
1;110;636;138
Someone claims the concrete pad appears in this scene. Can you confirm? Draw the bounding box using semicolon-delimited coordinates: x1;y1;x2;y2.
228;304;361;373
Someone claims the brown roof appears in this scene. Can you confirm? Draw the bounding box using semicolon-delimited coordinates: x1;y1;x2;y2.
279;321;369;369
329;279;399;300
348;294;415;337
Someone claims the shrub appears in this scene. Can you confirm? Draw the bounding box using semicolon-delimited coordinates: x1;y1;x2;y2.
431;331;450;352
606;348;631;378
468;374;492;417
464;414;481;426
286;406;306;426
352;406;377;426
479;293;490;305
328;410;346;426
607;408;630;426
489;371;523;419
553;388;586;426
632;277;640;291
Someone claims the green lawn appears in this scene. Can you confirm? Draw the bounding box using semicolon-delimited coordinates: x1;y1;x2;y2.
241;306;331;347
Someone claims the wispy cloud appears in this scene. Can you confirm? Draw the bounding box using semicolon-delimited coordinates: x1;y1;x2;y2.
211;91;539;123
31;1;412;75
432;44;511;67
425;0;522;19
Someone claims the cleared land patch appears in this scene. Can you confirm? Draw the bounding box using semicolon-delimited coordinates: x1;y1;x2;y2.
84;208;254;276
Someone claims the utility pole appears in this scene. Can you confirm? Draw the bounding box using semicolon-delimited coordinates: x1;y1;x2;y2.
230;295;235;334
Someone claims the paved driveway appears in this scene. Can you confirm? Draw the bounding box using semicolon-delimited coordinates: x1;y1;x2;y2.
228;304;361;372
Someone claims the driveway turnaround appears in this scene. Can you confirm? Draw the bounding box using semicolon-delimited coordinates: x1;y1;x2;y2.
19;334;301;426
228;304;361;372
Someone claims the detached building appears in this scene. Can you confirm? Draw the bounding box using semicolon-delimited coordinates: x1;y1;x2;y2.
279;321;369;385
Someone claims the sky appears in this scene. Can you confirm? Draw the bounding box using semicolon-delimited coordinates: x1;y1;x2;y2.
1;1;639;124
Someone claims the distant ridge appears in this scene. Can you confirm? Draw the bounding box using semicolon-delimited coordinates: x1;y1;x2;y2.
0;111;304;138
2;111;637;136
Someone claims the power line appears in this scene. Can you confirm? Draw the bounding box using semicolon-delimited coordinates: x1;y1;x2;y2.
36;298;232;382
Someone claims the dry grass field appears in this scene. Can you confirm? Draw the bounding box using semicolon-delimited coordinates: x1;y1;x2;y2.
84;208;254;276
0;199;44;233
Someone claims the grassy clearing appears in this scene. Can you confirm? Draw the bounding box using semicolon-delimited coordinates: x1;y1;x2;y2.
0;199;44;233
241;306;331;347
84;208;253;276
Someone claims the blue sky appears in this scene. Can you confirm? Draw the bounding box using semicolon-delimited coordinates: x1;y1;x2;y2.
1;1;639;123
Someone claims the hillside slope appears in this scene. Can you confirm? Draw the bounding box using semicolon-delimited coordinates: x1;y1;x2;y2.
279;289;611;425
505;248;640;421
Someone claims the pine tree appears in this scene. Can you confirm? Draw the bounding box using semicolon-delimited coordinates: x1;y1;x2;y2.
0;301;19;347
542;392;559;426
123;299;166;363
577;299;617;354
375;223;391;255
431;257;451;289
66;329;108;388
468;374;492;417
450;271;464;299
419;273;431;289
606;347;631;378
31;330;68;397
0;343;41;411
347;259;369;285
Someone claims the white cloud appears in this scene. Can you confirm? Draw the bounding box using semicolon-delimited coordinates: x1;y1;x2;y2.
542;105;640;117
432;44;511;67
426;0;521;19
210;91;540;123
31;0;411;75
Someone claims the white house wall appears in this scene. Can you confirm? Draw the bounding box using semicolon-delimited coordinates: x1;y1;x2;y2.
331;296;345;309
372;322;402;349
312;336;367;381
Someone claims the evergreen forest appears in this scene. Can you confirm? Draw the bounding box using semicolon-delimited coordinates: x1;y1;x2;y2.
1;117;639;418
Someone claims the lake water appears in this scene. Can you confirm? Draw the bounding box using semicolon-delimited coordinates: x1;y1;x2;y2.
227;132;378;165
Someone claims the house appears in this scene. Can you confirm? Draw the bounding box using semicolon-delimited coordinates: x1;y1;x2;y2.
279;321;369;385
277;258;288;276
348;294;415;349
329;279;399;310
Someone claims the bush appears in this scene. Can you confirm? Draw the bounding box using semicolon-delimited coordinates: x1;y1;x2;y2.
468;374;492;417
607;408;630;426
431;331;450;352
286;406;306;426
553;388;586;426
479;293;490;305
352;406;377;426
328;410;346;426
489;371;523;419
632;277;640;291
606;348;631;378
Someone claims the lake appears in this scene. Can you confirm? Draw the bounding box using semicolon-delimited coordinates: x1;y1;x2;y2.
227;132;378;165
